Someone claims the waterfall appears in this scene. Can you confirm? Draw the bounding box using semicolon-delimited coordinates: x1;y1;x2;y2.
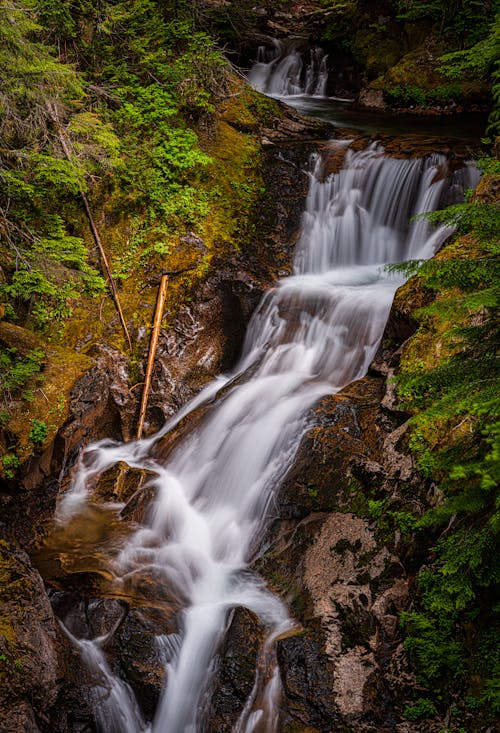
60;623;148;733
247;40;329;98
57;145;479;732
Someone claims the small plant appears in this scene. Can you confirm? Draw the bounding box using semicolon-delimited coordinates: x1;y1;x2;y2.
368;499;385;519
0;347;45;404
1;453;20;479
28;419;48;445
403;697;438;721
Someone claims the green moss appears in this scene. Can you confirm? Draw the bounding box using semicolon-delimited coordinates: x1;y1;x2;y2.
0;617;16;648
201;116;263;252
370;39;489;107
339;476;370;516
353;26;404;77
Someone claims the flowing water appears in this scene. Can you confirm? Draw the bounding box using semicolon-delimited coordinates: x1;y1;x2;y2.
248;40;329;98
56;145;479;732
246;41;487;141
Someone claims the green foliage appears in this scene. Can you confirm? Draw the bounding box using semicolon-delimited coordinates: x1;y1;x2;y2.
396;0;494;47
1;453;20;479
28;418;48;445
439;12;500;134
401;610;465;682
403;697;438;720
0;347;44;404
0;0;84;147
0;1;112;332
0;215;106;332
386;82;462;107
320;1;358;50
367;498;385;519
113;86;212;226
0;0;228;336
395;164;500;713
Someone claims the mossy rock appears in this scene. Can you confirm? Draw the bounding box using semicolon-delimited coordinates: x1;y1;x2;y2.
370;38;490;108
0;538;63;728
5;343;93;461
353;24;405;77
0;321;40;356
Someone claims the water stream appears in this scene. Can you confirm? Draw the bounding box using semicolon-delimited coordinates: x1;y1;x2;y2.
248;40;329;98
246;40;487;141
56;144;479;732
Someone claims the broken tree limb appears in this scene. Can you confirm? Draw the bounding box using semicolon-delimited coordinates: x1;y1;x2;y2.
47;103;132;350
136;274;169;440
79;192;132;350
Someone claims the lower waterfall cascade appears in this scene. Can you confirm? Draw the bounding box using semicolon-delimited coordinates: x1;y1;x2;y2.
56;144;480;733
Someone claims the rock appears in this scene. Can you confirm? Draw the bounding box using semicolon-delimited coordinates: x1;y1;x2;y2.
278;633;339;728
207;607;264;732
0;539;67;732
5;343;135;549
169;232;208;273
0;320;41;354
116;606;176;718
255;334;432;730
358;88;387;110
278;377;385;519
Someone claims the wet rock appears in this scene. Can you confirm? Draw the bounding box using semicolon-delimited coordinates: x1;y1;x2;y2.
116;606;177;718
50;593;178;724
149;268;262;422
207;607;264;732
278;633;339;728
6;344;135;549
358;88;387;110
0;539;67;732
256;344;431;730
51;594;128;641
278;377;385;518
94;463;153;504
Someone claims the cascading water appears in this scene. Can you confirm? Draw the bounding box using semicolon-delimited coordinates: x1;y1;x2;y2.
247;40;329;97
56;144;479;732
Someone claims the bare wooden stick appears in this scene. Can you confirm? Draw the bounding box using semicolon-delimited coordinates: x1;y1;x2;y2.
136;274;169;440
47;104;132;350
79;192;132;350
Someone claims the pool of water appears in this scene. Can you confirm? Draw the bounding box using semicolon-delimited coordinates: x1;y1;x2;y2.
279;94;488;143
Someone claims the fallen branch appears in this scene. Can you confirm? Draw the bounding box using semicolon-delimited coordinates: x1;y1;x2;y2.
136;274;169;440
46;103;132;350
79;192;132;350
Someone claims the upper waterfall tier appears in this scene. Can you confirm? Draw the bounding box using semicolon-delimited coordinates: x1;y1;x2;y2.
247;40;329;98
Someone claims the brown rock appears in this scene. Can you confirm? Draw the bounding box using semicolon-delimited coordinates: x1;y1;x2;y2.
358;88;387;110
0;539;67;732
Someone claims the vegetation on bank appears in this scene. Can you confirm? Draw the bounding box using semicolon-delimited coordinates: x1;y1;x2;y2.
0;0;223;337
325;0;499;117
0;0;270;461
389;160;500;721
